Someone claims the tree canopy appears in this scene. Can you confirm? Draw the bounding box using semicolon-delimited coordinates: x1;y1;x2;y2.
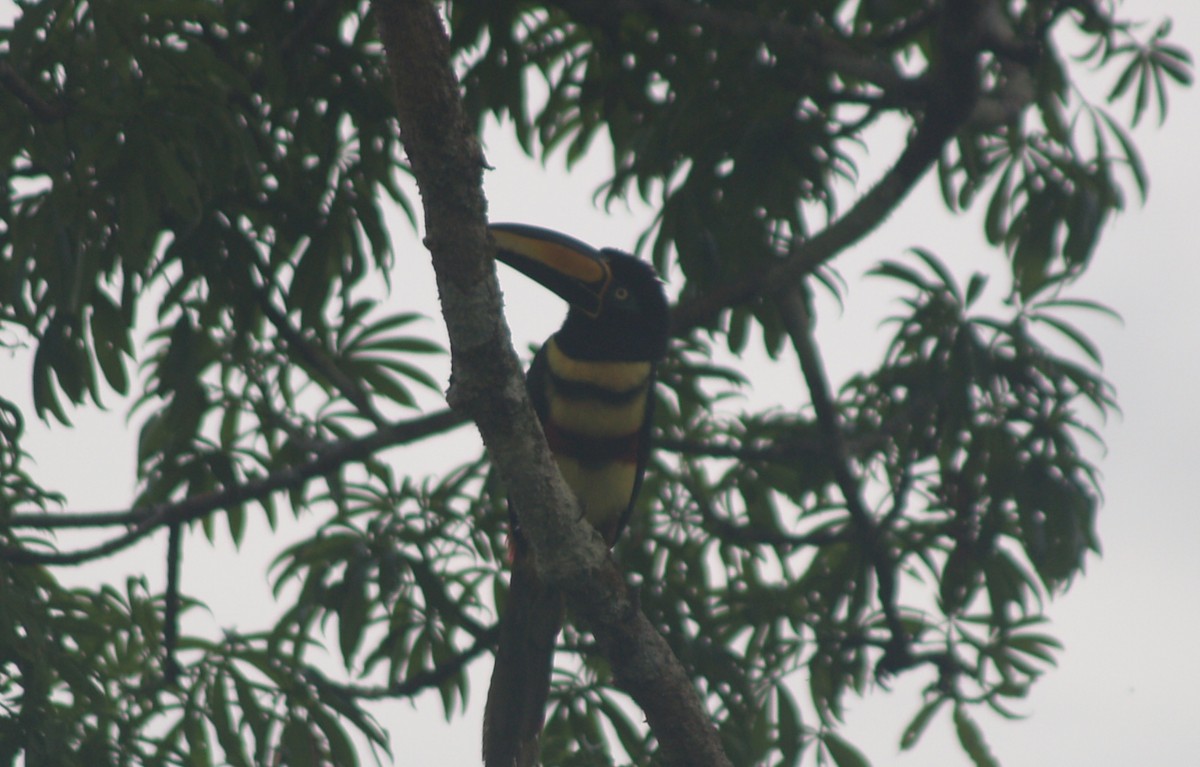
0;1;1192;765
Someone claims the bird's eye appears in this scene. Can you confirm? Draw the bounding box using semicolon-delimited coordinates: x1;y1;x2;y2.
614;287;630;301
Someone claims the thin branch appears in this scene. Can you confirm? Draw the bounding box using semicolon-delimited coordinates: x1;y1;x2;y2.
6;509;144;529
163;522;183;683
307;624;500;701
657;428;891;466
253;284;388;428
774;289;871;526
6;414;887;532
658;434;824;464
0;61;68;121
774;285;910;668
0;409;466;564
680;469;847;552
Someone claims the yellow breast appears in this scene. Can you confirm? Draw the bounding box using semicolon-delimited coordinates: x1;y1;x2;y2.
552;454;639;543
544;338;651;437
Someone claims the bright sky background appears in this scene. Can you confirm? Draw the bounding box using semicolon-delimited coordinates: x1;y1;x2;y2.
3;2;1198;765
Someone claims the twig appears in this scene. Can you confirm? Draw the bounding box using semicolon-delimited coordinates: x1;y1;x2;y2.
657;428;890;465
774;285;910;667
163;522;183;683
680;469;847;551
307;624;500;701
0;61;68;121
0;409;466;564
5;509;144;529
253;284;388;428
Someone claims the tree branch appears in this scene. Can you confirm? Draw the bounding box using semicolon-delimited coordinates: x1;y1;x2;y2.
6;509;145;529
0;409;465;564
657;426;891;466
774;286;911;671
680;468;847;552
372;2;730;764
0;61;68;121
306;624;500;701
2;404;874;534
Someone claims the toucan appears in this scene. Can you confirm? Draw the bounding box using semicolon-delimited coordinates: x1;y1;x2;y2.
482;224;670;767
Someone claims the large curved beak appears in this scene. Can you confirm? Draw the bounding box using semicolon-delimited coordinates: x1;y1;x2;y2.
489;223;612;317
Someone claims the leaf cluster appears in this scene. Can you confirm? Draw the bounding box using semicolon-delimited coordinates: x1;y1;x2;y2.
0;0;410;423
518;250;1113;765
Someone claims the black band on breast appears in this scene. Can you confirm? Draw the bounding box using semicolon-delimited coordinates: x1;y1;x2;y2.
547;371;648;404
544;420;640;464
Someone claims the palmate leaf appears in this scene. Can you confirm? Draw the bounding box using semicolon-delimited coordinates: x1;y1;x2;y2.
822;731;871;767
1106;21;1194;126
327;304;445;409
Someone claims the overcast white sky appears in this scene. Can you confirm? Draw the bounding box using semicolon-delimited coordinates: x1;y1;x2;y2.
3;2;1199;765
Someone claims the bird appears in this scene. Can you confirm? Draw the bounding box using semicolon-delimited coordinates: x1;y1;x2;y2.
482;223;669;767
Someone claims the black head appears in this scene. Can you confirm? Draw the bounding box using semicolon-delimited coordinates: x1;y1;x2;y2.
557;248;668;362
490;223;669;363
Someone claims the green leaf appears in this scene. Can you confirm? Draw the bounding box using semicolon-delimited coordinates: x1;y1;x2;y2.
1007;632;1063;665
355;364;415;408
587;692;633;748
727;306;749;355
340;311;425;353
910;248;960;301
318;680;390;752
1107;53;1140;103
1029;313;1102;365
280;717;319;767
32;334;71;424
183;703;212;767
940;544;982;616
964;274;988;308
823;731;871;767
953;706;1000;767
89;291;131;395
867;261;931;293
311;706;359;767
209;673;253;767
776;684;804;767
1132;55;1151;126
337;558;370;667
1034;297;1121;322
900;697;946;751
226;503;248;547
985;165;1014;246
231;668;271;757
1098;109;1148;201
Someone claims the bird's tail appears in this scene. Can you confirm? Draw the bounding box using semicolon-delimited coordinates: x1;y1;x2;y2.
483;551;563;767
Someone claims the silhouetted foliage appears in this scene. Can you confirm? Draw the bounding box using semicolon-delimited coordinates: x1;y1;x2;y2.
0;1;1190;765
